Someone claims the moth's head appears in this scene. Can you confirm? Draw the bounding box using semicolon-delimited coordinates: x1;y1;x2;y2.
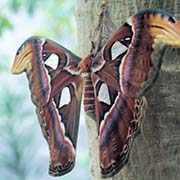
78;53;93;73
128;9;180;48
11;37;37;74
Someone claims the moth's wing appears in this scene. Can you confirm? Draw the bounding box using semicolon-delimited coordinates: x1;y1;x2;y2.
11;36;83;176
92;76;147;177
91;22;149;177
102;9;180;97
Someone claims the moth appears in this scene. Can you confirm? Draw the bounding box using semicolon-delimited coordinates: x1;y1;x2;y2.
11;9;180;178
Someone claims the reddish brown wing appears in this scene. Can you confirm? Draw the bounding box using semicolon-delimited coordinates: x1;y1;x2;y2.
90;10;155;177
103;9;180;97
11;36;83;176
89;26;148;177
91;8;180;178
91;71;147;178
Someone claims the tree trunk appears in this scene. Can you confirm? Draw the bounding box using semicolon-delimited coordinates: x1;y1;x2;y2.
75;0;180;180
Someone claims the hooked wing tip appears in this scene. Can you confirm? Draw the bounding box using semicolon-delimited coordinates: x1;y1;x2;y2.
11;36;45;74
132;9;180;47
11;56;23;74
11;53;28;74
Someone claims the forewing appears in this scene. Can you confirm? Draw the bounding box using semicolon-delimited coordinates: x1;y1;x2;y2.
11;36;83;176
102;14;164;97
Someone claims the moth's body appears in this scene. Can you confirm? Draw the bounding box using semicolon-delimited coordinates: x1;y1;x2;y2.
81;72;96;115
11;9;180;178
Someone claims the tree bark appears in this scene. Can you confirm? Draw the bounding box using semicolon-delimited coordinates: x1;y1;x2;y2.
75;0;180;180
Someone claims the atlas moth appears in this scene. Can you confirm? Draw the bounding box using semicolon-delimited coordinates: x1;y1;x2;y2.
11;9;180;178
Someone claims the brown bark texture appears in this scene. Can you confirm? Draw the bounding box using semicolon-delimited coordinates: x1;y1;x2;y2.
75;0;180;180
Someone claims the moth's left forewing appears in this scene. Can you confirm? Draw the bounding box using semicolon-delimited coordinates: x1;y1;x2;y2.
12;36;83;176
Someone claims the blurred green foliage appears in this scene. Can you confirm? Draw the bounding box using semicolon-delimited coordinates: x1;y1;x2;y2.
0;0;37;36
0;86;35;180
0;0;76;39
9;0;37;15
0;16;13;36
